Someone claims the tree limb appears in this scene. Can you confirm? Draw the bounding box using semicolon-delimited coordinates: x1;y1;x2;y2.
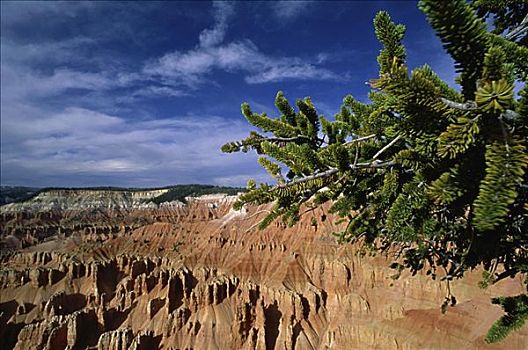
272;172;285;185
265;135;313;143
373;134;402;160
278;168;339;188
234;209;271;221
501;109;521;121
277;160;397;189
440;97;477;110
504;14;528;42
353;143;360;166
440;97;520;120
256;134;328;148
343;133;377;146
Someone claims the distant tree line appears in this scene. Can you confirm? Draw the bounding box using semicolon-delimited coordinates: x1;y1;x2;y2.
0;186;40;205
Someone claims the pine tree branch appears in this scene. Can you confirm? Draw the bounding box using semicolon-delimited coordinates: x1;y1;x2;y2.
440;97;520;120
278;160;397;188
504;14;528;42
501;109;521;121
259;134;326;147
278;168;339;188
440;97;477;110
264;135;312;143
373;134;402;160
272;172;285;185
343;133;377;146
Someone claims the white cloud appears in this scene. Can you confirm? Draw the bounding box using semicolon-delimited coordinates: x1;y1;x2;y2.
269;1;310;21
1;103;263;186
131;86;188;98
0;1;332;187
246;62;339;84
0;1;94;27
143;1;340;87
199;2;235;48
0;61;139;106
144;40;341;86
2;1;340;105
0;37;96;65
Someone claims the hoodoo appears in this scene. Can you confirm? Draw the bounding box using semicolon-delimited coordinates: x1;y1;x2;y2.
1;189;526;349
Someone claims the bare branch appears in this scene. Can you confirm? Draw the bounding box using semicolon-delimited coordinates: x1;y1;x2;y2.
440;97;477;110
266;135;312;143
245;221;265;233
278;168;339;188
440;97;520;120
501;109;521;121
353;144;360;166
348;159;396;170
498;118;510;153
278;160;397;189
273;172;285;185
373;134;402;160
343;133;377;146
256;134;327;148
504;14;528;42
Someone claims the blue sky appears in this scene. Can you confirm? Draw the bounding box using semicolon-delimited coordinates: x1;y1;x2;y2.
0;1;455;188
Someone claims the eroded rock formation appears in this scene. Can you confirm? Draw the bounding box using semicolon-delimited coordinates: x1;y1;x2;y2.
1;191;526;349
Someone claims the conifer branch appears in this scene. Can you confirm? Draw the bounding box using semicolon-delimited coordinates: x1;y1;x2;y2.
255;134;325;148
278;168;339;188
266;135;314;143
278;160;397;189
440;97;477;110
504;14;528;42
373;134;402;160
343;133;377;146
440;97;520;119
501;109;521;121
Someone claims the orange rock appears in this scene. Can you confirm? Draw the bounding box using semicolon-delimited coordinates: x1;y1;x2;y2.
0;192;526;349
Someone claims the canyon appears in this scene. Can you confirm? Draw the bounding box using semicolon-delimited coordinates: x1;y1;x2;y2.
0;189;527;349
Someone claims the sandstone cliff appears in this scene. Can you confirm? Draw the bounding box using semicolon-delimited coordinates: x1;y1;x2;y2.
0;188;172;212
0;190;526;349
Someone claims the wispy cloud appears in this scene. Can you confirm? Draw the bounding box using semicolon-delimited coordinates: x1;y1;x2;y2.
0;39;180;107
199;2;235;48
144;2;341;87
0;1;94;27
2;1;341;100
130;86;188;99
144;40;342;86
0;103;262;186
269;1;310;21
0;1;345;187
2;66;119;100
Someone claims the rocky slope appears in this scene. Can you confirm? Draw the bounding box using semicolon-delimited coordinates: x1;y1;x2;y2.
0;190;527;349
0;188;172;211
